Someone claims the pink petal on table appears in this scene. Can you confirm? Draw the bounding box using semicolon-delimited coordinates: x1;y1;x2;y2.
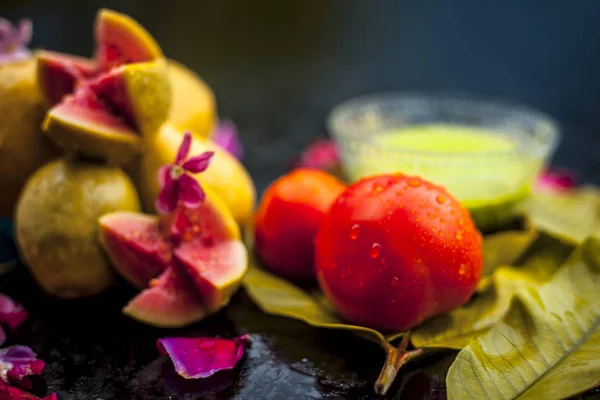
177;174;205;209
155;178;180;216
175;132;193;165
182;152;214;174
535;168;577;193
0;293;27;330
212;121;243;159
0;382;56;400
0;346;45;386
157;335;250;379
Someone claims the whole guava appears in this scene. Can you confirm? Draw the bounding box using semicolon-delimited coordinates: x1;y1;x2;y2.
15;157;141;298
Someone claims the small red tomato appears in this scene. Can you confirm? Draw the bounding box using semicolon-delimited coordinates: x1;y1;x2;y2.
315;174;483;332
254;168;346;281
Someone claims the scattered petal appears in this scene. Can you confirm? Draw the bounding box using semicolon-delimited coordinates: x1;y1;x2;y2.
0;346;45;386
182;152;214;174
211;120;243;159
0;294;27;330
155;178;179;215
175;132;193;165
177;174;205;209
0;382;57;400
297;139;341;171
536;168;578;193
157;335;250;379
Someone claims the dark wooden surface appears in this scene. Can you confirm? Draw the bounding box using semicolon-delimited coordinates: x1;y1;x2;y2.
2;1;600;399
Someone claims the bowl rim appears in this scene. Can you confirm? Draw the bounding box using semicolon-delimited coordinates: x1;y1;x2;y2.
326;90;561;160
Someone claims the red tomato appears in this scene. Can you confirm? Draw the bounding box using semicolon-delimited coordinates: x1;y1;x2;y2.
254;168;346;281
315;174;483;331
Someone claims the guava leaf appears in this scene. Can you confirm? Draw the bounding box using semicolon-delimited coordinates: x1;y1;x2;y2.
481;220;539;278
243;255;404;350
412;234;573;349
522;185;600;244
446;235;600;400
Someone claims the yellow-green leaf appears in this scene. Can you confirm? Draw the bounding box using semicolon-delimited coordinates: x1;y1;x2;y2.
481;220;539;279
521;185;600;244
412;234;573;349
447;235;600;400
243;255;404;349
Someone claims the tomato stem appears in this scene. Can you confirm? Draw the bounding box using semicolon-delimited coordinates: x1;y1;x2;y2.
374;332;424;396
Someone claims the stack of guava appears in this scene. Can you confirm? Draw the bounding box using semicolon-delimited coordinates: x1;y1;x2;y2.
4;9;254;327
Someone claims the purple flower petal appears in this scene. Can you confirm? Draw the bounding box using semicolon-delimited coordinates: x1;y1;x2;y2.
157;165;172;188
0;293;28;330
535;168;577;193
16;20;32;47
182;152;214;174
178;174;205;209
157;335;250;379
175;132;193;165
155;177;180;215
0;382;57;399
0;346;45;386
211;120;243;159
0;18;32;64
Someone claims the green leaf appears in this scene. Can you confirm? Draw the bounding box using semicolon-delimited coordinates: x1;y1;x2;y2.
521;186;600;244
243;254;404;350
481;220;539;279
412;234;573;350
446;235;600;400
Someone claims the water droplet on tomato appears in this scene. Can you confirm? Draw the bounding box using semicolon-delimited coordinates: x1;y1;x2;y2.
428;212;436;220
458;219;464;226
373;184;384;194
380;257;386;265
455;231;463;240
349;224;360;240
458;264;467;276
407;179;421;188
436;195;447;204
440;218;447;224
391;276;399;287
370;243;381;258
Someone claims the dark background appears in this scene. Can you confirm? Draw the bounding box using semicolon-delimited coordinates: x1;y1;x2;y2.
2;1;600;399
2;0;600;191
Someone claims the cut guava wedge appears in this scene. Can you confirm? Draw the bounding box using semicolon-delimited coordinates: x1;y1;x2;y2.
36;9;170;165
36;50;98;107
42;86;143;164
174;239;248;312
159;191;240;245
95;9;162;71
98;211;170;288
123;265;207;328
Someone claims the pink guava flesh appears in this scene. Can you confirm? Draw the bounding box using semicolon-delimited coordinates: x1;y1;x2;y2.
95;13;158;71
48;87;137;136
37;51;98;107
174;240;247;311
160;204;235;246
87;69;137;130
99;211;171;288
123;266;207;328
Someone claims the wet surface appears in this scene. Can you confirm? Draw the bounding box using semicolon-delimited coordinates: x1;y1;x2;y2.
0;267;455;399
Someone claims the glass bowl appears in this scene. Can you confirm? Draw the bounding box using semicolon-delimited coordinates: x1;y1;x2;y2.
327;92;560;231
